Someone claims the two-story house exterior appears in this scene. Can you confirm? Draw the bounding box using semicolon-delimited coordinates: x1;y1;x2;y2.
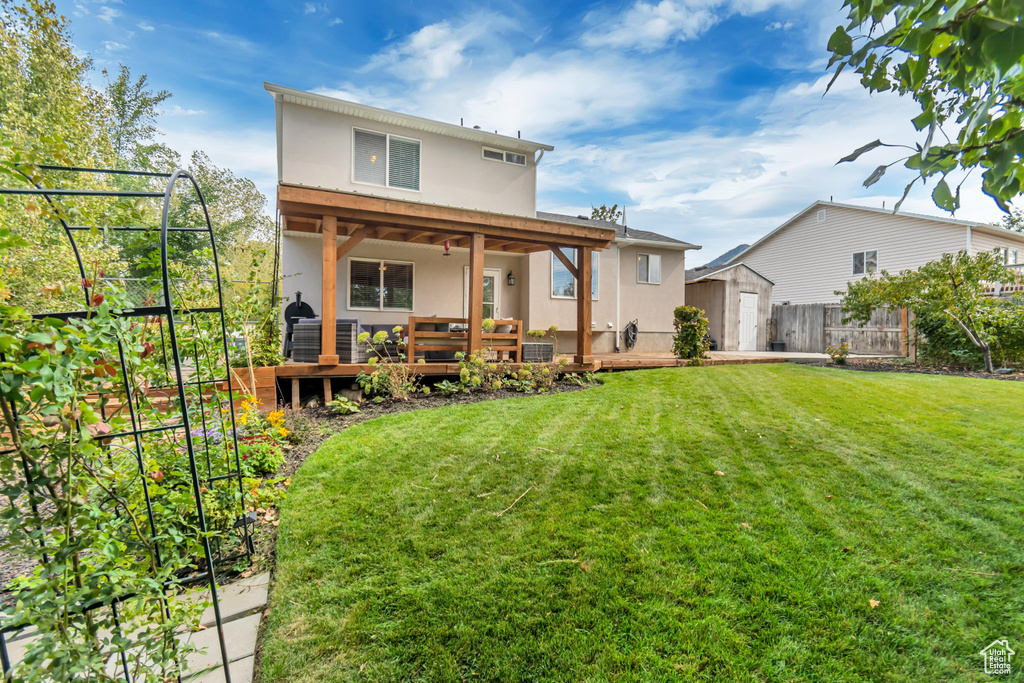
726;200;1024;305
269;83;699;359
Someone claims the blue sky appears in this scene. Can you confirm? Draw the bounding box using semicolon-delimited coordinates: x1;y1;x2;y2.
59;0;1005;264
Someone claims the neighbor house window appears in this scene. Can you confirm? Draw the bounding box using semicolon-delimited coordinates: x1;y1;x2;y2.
353;128;421;191
852;250;878;275
482;147;527;166
349;258;414;310
551;249;599;299
637;253;661;284
1001;247;1019;265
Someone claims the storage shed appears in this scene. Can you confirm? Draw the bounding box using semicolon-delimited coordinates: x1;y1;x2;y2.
685;262;773;351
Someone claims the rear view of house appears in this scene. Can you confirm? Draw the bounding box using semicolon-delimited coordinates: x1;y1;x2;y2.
268;83;699;366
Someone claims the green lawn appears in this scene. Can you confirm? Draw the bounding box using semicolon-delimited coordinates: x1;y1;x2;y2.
258;364;1024;682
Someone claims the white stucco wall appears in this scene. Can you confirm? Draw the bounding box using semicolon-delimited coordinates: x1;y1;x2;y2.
281;232;525;325
278;102;538;217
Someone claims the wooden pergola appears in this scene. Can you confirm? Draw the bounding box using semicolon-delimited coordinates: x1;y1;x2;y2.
277;184;615;366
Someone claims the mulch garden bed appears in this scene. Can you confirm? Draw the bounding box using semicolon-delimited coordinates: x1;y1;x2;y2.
801;358;1024;381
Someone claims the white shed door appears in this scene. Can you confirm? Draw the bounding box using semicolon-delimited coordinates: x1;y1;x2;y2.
739;292;758;351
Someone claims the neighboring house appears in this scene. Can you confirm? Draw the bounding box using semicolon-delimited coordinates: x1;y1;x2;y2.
268;82;700;361
685;263;773;351
724;200;1024;305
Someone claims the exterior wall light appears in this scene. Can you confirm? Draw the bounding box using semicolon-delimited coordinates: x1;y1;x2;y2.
507;272;515;286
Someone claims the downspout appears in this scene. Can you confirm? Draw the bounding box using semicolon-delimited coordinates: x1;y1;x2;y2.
534;149;545;166
615;243;621;352
966;225;973;254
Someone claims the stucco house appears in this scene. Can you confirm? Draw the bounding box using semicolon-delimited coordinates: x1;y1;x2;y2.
724;200;1024;305
268;82;699;361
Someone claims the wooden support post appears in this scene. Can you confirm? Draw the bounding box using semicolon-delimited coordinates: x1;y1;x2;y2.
291;378;300;411
319;215;339;365
575;246;593;364
323;378;333;405
467;233;485;356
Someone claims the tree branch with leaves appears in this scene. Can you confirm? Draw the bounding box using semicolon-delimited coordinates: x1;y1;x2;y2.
827;0;1024;214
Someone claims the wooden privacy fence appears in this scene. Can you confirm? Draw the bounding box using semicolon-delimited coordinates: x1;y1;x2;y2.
772;304;907;355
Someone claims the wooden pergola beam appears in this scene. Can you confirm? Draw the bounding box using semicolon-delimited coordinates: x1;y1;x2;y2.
550;246;578;279
335;225;371;261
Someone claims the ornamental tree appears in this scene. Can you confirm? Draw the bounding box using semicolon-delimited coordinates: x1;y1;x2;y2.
840;250;1011;372
827;0;1024;214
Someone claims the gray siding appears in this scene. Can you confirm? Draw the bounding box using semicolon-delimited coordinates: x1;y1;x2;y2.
739;205;969;304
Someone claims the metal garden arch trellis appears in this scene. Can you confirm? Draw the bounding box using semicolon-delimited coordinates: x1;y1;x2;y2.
0;164;252;682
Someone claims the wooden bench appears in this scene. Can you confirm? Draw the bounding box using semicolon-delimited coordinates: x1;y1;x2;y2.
407;317;522;364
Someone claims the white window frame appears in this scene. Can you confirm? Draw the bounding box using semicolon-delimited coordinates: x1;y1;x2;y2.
852;249;879;276
351;127;422;193
481;146;528;166
463;266;501;318
550;249;599;300
347;257;415;312
637;253;661;285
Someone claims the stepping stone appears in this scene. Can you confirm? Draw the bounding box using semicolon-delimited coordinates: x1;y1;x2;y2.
187;655;255;683
182;612;261;673
190;572;271;625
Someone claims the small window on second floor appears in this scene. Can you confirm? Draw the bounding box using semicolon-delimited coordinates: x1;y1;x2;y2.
853;250;878;275
482;147;528;166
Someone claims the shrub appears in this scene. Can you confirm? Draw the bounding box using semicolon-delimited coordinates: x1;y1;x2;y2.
281;409;311;444
434;379;465;396
672;306;710;364
239;435;285;476
355;329;421;401
328;397;361;415
826;342;851;365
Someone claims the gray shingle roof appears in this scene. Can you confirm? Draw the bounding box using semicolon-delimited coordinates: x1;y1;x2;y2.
702;244;749;268
685;261;774;285
537;212;699;249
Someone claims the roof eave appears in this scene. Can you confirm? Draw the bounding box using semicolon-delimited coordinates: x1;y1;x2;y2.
265;82;554;154
616;237;701;251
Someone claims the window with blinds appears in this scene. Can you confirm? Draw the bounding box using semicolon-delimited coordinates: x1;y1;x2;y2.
352;128;420;191
349;259;414;310
388;136;420;191
382;261;413;309
353;129;387;187
349;259;382;309
482;146;528;166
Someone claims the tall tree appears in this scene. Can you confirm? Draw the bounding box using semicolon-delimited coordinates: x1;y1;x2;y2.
827;1;1024;214
103;64;172;170
591;204;622;224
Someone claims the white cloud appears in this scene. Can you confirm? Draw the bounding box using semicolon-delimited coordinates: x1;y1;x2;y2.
138;22;155;31
159;123;278;208
96;5;120;23
582;0;810;50
765;20;794;31
164;104;206;116
102;40;127;52
364;16;514;82
329;18;343;27
536;71;1006;262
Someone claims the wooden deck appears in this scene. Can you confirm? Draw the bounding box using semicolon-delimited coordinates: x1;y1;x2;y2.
267;351;793;408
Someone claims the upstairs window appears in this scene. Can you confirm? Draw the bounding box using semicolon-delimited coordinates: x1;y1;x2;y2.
637;253;661;284
853;250;878;275
1001;247;1019;265
353;128;420;191
482;147;527;166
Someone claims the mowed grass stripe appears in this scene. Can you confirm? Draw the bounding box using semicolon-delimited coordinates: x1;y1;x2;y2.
259;364;1023;682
